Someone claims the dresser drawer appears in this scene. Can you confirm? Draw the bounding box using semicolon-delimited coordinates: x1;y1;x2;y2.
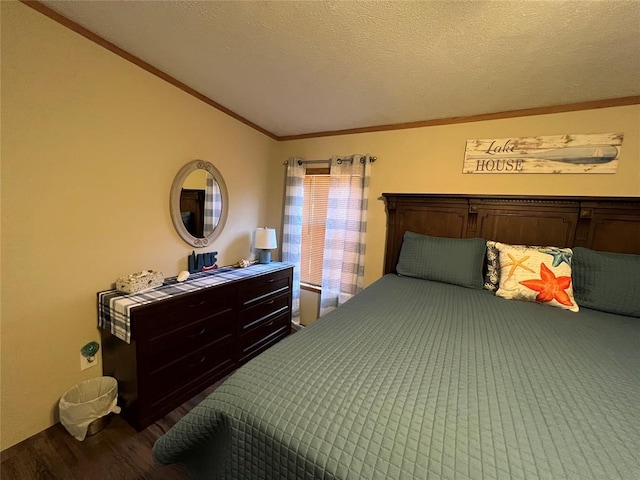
240;293;289;332
239;310;290;362
144;336;235;403
138;307;235;362
239;270;291;308
133;284;235;339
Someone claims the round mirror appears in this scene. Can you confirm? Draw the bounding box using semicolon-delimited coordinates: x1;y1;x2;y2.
170;160;228;247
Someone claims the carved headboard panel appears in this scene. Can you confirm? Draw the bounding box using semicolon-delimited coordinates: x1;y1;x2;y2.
382;194;640;275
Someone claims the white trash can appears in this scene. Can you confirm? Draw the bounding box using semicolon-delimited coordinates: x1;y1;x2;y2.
59;376;121;441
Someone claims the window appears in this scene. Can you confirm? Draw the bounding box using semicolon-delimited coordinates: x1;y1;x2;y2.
283;155;371;320
300;168;329;286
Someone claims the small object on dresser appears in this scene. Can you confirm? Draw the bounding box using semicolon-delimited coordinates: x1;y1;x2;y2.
235;258;255;268
254;228;277;264
116;270;164;294
188;251;197;273
177;271;190;282
188;250;218;274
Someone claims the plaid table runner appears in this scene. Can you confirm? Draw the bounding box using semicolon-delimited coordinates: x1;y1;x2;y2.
98;262;291;343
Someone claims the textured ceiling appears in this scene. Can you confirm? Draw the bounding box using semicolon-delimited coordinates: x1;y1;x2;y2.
40;0;640;137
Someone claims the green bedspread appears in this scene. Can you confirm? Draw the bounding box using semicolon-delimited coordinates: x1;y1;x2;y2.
153;275;640;479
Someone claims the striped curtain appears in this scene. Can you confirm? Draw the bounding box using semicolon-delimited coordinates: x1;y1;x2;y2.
319;154;371;316
281;158;306;325
203;174;222;235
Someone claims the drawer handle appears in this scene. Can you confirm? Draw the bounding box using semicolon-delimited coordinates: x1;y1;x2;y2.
266;300;275;305
189;356;206;367
189;328;206;338
266;320;274;327
266;278;275;283
189;300;206;308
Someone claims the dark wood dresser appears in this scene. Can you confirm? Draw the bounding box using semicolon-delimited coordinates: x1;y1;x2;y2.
99;263;293;431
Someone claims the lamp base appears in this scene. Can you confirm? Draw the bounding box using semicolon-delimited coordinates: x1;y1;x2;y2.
258;250;271;264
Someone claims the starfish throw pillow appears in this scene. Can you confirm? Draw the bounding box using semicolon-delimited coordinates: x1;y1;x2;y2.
494;242;578;312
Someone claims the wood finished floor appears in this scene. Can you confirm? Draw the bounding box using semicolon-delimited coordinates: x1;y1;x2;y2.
1;380;226;480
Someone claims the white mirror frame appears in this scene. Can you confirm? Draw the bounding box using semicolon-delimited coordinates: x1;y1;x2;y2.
170;160;229;247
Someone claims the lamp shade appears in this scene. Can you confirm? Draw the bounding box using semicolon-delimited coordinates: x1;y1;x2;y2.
255;228;277;250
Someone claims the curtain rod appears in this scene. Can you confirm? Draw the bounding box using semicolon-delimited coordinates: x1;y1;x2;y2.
283;155;377;166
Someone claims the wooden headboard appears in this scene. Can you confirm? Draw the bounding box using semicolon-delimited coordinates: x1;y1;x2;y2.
382;194;640;275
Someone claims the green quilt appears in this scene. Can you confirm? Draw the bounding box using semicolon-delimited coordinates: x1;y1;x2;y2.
153;275;640;479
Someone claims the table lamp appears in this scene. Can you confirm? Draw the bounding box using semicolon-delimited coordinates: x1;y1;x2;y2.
255;227;277;264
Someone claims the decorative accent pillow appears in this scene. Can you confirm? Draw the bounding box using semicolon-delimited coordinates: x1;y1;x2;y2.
396;231;486;289
572;247;640;318
484;241;500;292
494;242;578;312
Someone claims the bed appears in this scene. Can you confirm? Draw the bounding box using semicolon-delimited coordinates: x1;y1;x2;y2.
153;194;640;479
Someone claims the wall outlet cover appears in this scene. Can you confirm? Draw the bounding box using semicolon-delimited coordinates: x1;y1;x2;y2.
80;353;99;371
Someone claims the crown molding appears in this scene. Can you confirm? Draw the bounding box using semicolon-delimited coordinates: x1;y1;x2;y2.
278;96;640;141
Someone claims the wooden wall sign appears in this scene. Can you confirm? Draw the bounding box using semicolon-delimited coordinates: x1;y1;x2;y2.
463;133;623;174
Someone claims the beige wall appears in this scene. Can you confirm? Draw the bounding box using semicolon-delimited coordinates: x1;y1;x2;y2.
299;289;320;326
1;2;274;449
270;106;640;288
